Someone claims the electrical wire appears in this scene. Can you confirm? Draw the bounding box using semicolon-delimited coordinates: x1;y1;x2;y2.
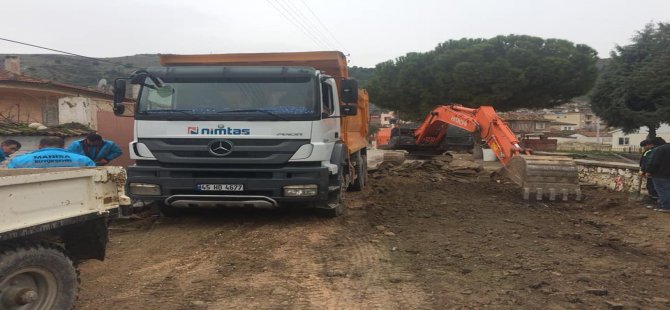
299;0;349;54
0;37;140;69
265;0;330;50
280;0;339;50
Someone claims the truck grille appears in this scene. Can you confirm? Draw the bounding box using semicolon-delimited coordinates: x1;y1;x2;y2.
139;138;309;165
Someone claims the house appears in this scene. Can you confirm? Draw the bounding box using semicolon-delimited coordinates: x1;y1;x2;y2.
569;131;612;144
498;112;552;135
549;120;578;132
544;105;605;131
380;111;395;127
610;124;670;151
0;56;134;166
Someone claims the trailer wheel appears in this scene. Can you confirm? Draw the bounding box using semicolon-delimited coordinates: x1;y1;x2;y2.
317;169;346;218
0;242;78;310
348;154;367;191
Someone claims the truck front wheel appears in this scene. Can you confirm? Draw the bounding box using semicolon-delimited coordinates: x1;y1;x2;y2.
0;242;78;310
316;169;346;218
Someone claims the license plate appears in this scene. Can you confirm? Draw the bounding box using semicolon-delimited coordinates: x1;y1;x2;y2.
197;184;244;191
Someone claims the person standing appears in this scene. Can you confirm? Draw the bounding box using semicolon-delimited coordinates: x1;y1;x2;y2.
0;139;21;163
640;138;666;202
67;133;122;166
646;141;670;212
8;137;95;168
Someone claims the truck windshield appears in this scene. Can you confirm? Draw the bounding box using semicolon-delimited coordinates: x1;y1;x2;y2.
137;76;317;119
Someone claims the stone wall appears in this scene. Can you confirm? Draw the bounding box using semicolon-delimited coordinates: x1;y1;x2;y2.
575;159;644;194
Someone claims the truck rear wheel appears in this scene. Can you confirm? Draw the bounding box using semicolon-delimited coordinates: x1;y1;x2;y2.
348;154;367;191
0;242;78;310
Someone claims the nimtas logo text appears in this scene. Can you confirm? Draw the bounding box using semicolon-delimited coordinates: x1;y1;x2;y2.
187;125;251;135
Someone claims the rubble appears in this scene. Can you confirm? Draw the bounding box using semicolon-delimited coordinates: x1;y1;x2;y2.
370;152;487;183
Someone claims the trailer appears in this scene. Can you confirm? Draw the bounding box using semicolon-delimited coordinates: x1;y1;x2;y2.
0;167;130;309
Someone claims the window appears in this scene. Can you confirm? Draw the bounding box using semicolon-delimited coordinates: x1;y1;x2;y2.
618;137;629;145
535;122;546;130
321;82;334;115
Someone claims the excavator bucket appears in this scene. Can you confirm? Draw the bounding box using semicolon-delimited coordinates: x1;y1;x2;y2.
502;155;581;201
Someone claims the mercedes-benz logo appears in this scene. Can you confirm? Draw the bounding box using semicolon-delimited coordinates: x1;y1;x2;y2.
208;140;234;157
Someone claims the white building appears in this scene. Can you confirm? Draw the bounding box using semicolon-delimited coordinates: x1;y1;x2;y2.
380;111;396;127
610;124;670;149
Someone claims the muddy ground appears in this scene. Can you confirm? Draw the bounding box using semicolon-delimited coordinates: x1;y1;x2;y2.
77;161;670;309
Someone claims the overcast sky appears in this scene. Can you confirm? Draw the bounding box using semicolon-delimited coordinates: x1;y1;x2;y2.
1;0;668;67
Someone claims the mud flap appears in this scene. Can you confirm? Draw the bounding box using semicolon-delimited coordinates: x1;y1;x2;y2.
62;217;109;261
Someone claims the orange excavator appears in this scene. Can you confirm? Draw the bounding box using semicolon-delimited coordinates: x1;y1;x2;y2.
377;104;581;201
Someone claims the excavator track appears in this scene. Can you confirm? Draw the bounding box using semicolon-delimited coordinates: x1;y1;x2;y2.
503;155;581;201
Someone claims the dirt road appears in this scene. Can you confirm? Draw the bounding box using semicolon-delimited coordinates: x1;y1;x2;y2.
77;161;670;309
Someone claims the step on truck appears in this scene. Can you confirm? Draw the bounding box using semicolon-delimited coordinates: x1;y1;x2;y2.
0;167;130;309
112;51;369;217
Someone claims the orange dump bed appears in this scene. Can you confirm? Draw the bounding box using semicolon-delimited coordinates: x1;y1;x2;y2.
159;51;369;154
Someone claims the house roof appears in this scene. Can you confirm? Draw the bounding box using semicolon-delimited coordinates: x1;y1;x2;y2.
498;112;551;121
0;122;94;137
0;70;114;99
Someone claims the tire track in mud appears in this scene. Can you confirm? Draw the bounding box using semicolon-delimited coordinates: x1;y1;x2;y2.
323;227;432;310
79;203;433;309
79;213;276;309
265;210;431;309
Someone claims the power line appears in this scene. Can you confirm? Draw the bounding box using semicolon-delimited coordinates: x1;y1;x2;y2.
280;0;339;50
273;0;331;49
299;0;349;54
0;37;140;69
266;0;330;50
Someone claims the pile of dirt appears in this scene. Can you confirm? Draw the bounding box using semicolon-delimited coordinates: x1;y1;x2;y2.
371;153;487;183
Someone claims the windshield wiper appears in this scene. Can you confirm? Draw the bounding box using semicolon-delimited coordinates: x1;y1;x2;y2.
144;109;204;120
217;109;288;121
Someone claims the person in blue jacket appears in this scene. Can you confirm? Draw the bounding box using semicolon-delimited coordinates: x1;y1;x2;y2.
67;133;122;166
8;137;95;168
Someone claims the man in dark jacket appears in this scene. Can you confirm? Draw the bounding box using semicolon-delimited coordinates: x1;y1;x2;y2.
640;137;666;201
647;142;670;212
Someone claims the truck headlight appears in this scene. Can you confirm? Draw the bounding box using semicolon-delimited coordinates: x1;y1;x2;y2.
129;183;161;196
283;184;318;197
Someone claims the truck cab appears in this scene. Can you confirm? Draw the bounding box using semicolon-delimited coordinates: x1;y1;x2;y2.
114;52;368;217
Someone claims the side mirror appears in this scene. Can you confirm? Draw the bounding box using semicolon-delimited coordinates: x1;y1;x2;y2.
341;104;358;116
113;79;127;116
340;79;358;104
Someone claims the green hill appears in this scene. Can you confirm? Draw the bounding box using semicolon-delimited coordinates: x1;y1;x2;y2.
0;53;160;88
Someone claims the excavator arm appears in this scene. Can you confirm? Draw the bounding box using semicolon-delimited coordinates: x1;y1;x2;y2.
413;105;525;165
410;104;581;201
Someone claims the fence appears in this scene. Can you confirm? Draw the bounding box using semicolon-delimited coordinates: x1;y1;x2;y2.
557;143;641;153
574;159;645;196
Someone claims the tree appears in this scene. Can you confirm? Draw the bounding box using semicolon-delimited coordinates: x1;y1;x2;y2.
591;23;670;138
367;35;599;119
348;66;375;88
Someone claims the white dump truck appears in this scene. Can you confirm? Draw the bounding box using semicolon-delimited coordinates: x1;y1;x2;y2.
0;167;130;310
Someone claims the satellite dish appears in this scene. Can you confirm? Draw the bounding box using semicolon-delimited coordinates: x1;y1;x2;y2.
97;78;108;91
